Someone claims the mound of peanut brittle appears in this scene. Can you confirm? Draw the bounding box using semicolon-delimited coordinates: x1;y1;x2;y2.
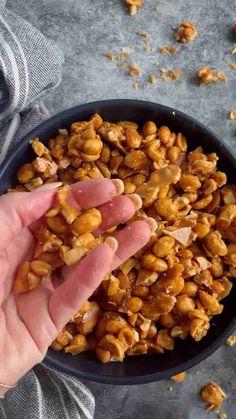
12;113;236;363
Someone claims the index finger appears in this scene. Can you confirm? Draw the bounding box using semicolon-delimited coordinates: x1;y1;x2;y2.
68;178;123;209
29;178;124;234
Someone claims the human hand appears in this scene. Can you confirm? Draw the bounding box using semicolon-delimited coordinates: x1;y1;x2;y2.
0;179;151;395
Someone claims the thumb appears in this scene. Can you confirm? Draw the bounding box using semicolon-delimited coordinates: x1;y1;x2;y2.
0;182;61;250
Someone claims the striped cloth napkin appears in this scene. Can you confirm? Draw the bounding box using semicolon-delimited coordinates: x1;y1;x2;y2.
0;1;95;418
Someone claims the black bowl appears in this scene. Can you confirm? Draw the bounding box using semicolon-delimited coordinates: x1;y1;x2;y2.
1;100;236;385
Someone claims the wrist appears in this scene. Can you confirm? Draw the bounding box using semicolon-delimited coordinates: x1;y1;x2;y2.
0;387;8;398
0;382;17;398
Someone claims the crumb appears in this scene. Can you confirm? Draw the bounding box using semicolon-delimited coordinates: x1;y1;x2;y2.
218;413;227;419
159;46;178;54
229;62;236;70
117;48;131;68
175;21;198;43
160;68;168;81
225;334;236;344
148;74;157;84
128;64;141;76
201;382;227;412
137;31;150;46
198;67;228;84
137;31;149;38
160;68;183;81
117;62;126;69
144;46;152;52
169;69;183;80
232;44;236;55
105;52;116;61
132;81;140;89
154;5;160;12
121;48;130;58
137;31;151;53
105;48;131;68
167;386;173;391
171;372;186;382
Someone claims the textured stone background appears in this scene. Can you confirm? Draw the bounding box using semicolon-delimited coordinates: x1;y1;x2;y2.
7;0;236;418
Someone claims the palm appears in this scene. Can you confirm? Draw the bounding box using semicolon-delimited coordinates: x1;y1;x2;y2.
0;228;57;385
0;179;150;387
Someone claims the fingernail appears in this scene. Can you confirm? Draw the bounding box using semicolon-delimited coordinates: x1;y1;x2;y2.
33;182;62;192
145;217;158;233
105;236;118;252
127;194;143;210
112;179;124;196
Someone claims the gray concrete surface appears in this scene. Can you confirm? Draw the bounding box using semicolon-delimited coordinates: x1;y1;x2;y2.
7;0;236;418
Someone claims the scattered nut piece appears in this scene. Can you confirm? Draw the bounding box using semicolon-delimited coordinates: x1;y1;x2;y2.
160;68;183;81
201;382;227;411
198;67;228;84
132;81;140;89
218;413;227;419
171;372;186;382
175;21;198;43
169;69;183;80
125;0;144;16
117;48;131;68
148;74;157;84
160;68;168;81
105;51;116;61
104;48;131;69
229;111;236;120
159;46;178;54
225;335;236;346
229;62;236;70
137;31;151;52
128;64;141;77
137;31;150;44
231;44;236;55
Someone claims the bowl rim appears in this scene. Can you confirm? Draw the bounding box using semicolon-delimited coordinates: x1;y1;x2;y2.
1;99;236;385
0;98;233;175
45;314;236;385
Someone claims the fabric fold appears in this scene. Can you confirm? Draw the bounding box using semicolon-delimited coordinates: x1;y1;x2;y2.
0;1;64;164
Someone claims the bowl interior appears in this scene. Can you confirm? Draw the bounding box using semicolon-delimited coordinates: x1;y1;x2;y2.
1;100;236;384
